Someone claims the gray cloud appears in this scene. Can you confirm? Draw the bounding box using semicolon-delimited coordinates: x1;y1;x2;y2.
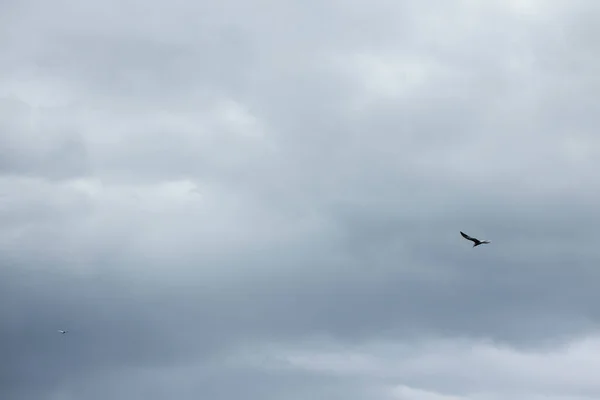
2;0;600;399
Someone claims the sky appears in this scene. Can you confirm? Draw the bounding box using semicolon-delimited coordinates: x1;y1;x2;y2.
1;0;600;399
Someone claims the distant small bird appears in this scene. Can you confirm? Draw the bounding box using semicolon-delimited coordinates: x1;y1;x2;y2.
460;231;490;247
58;330;68;334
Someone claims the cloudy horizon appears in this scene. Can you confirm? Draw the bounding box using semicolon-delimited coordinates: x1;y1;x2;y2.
2;0;600;399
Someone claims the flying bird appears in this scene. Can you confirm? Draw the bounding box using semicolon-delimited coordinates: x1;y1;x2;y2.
460;231;490;247
58;330;68;334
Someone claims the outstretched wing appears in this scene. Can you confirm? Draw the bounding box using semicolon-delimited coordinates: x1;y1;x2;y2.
460;231;476;242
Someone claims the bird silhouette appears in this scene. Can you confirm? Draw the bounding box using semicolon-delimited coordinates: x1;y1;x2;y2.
460;231;490;247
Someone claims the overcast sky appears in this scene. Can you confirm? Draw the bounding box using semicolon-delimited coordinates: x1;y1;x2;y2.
2;0;600;399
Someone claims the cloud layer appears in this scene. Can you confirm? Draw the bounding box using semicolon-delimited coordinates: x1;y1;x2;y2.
2;0;600;399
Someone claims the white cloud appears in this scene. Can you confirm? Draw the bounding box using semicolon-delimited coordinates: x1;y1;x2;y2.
391;385;467;400
251;335;600;398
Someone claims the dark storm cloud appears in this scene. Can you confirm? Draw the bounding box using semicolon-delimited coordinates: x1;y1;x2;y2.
2;0;600;399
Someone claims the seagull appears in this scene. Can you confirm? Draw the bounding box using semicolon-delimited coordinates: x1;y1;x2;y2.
58;330;68;334
460;231;490;247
